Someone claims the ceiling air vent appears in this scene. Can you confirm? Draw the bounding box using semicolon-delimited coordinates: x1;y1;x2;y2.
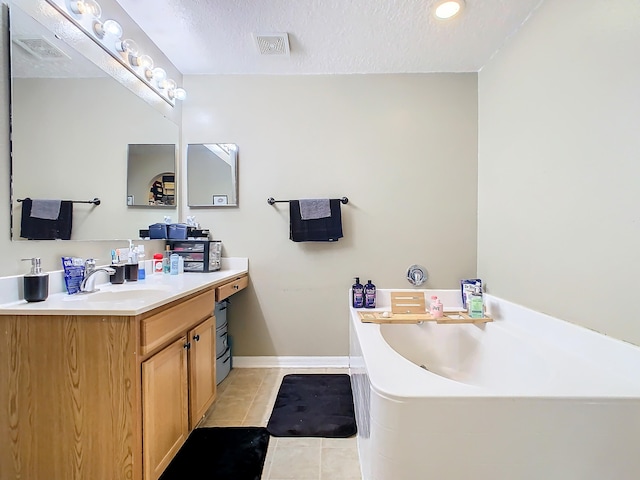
254;33;290;56
13;36;69;61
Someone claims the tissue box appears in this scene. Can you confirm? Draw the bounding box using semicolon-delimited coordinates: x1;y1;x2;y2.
149;223;168;239
168;223;188;240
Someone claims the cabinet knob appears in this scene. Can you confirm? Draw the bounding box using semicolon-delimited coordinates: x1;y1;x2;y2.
193;334;200;342
184;342;191;350
233;284;239;290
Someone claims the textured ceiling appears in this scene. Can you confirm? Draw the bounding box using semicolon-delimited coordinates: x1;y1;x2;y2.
115;0;544;75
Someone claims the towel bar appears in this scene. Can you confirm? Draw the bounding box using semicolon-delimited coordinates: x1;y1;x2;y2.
267;197;348;205
17;197;101;205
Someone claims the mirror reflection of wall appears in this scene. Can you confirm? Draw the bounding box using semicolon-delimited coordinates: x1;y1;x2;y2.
9;2;180;241
187;144;238;207
126;144;176;206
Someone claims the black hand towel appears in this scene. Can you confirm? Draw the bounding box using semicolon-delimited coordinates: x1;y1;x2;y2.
289;199;343;242
20;198;73;240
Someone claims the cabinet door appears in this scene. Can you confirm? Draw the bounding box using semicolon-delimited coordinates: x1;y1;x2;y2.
142;337;189;480
189;315;217;428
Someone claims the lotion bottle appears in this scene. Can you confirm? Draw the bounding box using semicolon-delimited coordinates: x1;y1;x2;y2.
22;257;49;302
429;295;443;318
364;279;376;309
352;277;364;308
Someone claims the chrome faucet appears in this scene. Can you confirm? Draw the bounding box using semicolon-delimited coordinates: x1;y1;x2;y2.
80;261;116;293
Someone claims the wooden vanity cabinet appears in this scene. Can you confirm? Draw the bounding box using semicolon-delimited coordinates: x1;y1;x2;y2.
0;283;228;480
140;288;217;480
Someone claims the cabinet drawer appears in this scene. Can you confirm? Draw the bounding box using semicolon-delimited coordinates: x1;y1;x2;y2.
141;289;215;356
215;275;248;302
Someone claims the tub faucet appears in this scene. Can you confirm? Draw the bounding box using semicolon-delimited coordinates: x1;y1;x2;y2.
80;262;116;293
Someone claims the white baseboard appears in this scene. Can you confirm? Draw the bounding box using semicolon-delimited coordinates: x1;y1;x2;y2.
232;356;349;368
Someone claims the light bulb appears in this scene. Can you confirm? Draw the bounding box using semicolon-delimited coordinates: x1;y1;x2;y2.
434;0;463;19
150;67;167;82
102;20;123;37
115;38;139;55
159;78;176;91
129;54;154;69
172;88;187;101
69;0;102;18
93;19;122;38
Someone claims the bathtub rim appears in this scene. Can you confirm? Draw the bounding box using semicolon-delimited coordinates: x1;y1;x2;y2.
350;289;640;401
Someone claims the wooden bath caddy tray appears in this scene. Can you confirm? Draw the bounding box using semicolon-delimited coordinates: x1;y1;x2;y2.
359;292;492;324
358;311;492;324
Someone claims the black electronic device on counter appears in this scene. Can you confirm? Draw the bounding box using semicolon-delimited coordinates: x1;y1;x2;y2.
165;240;222;272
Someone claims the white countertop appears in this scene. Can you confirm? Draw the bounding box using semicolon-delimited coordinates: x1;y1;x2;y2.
0;259;248;316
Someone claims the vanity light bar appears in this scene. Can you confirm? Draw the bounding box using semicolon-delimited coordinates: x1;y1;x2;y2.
45;0;186;105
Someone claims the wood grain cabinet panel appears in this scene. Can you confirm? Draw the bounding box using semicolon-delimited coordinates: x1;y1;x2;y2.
188;316;217;428
141;289;215;356
0;314;139;480
215;274;248;302
142;337;190;480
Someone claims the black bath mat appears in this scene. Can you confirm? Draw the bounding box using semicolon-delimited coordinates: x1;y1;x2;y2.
266;373;357;437
159;427;270;480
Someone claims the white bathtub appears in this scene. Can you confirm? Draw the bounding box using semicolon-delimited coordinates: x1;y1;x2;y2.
349;289;640;480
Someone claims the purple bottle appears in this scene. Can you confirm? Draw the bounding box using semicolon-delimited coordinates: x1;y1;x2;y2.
364;279;376;308
352;277;364;308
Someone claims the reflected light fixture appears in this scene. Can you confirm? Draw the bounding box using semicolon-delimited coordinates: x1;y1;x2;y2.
434;0;464;19
51;0;186;105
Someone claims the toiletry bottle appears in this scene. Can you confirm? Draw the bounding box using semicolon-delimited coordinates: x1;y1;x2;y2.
429;295;443;318
352;277;364;308
137;245;146;280
364;279;376;308
170;253;179;275
22;257;49;302
468;285;484;318
153;253;164;274
163;245;171;274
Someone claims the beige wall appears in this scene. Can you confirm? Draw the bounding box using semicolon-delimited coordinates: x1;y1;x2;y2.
478;0;640;345
183;74;478;356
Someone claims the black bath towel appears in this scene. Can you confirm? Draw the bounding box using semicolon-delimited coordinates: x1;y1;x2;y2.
20;198;73;240
289;199;343;242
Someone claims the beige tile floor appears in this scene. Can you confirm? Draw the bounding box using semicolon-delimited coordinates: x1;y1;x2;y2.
198;367;362;480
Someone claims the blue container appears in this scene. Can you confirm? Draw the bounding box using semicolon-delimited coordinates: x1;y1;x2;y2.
149;223;168;239
168;223;188;240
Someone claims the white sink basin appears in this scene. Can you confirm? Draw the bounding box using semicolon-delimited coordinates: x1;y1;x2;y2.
61;285;173;304
83;289;169;303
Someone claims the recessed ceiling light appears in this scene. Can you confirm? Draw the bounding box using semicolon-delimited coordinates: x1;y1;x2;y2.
434;0;464;20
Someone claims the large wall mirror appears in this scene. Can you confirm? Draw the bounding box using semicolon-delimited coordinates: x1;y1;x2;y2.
9;1;179;241
187;144;238;207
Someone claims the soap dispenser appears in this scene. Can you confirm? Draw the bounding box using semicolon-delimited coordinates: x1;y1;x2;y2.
22;257;49;302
